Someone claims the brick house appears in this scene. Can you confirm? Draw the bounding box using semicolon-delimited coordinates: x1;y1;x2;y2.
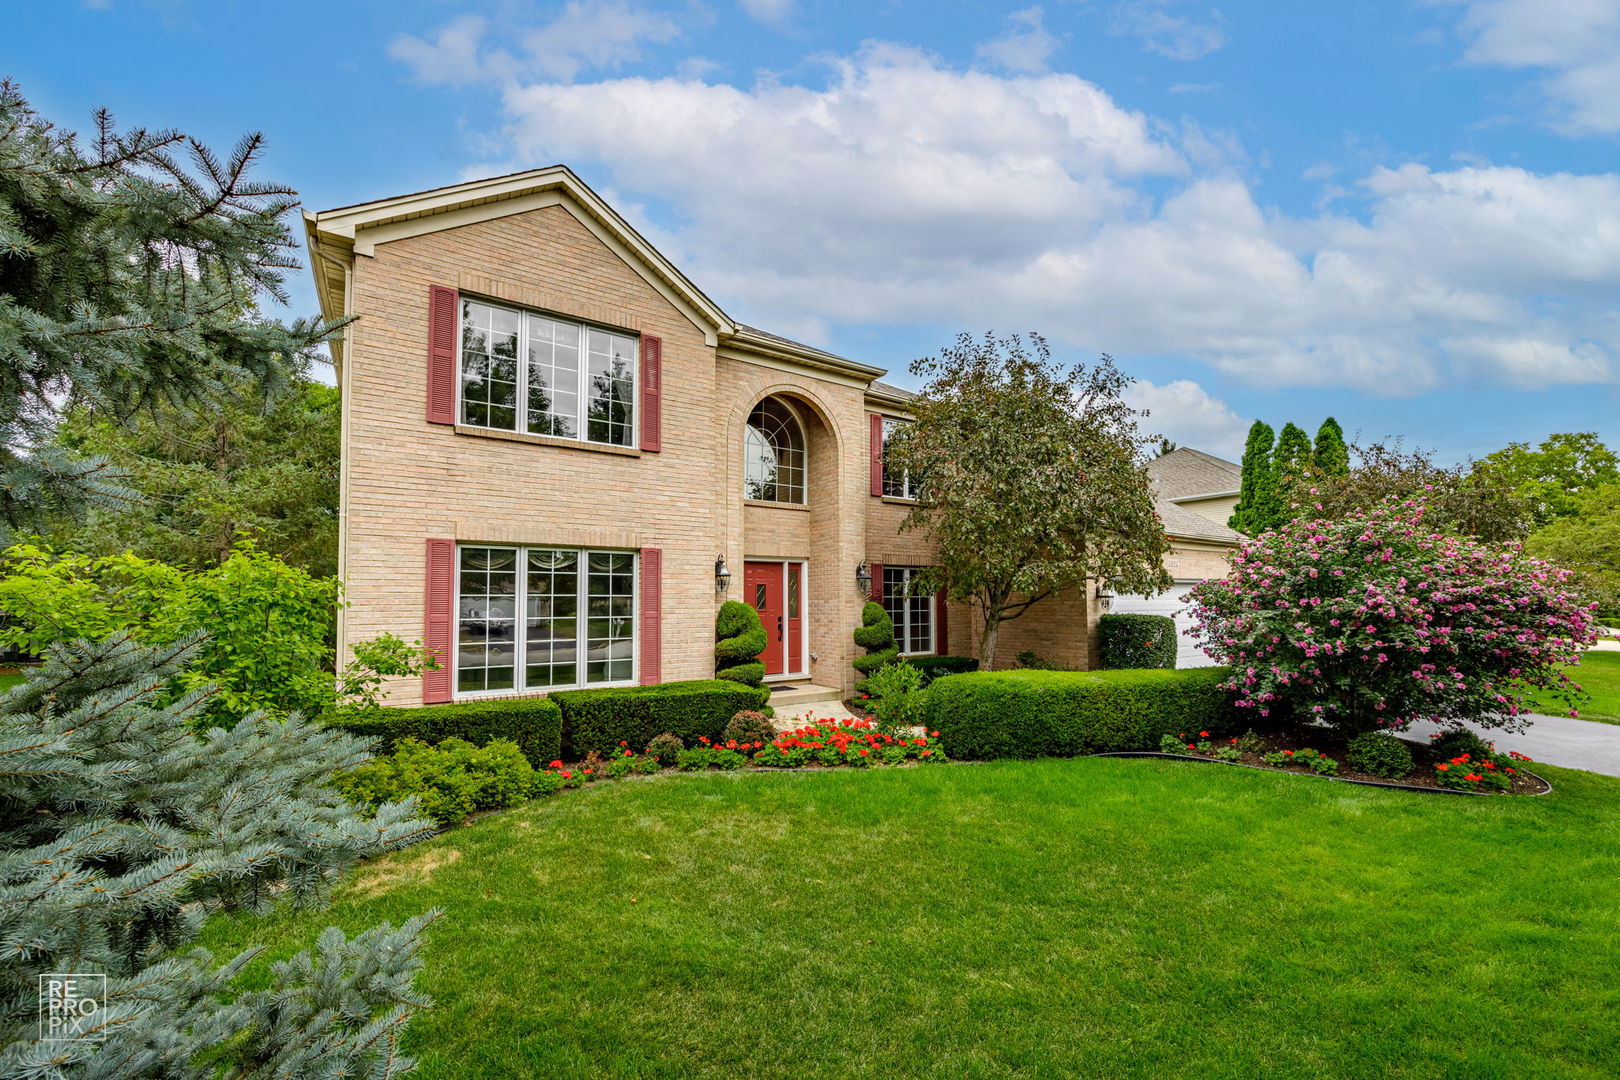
303;165;1239;710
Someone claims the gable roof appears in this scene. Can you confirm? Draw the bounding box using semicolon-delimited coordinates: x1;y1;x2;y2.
1147;447;1242;501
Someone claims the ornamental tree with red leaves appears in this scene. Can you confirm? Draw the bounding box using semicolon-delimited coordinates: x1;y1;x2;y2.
1187;499;1599;735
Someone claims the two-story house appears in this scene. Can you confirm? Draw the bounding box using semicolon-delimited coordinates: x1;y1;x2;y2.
303;165;1238;710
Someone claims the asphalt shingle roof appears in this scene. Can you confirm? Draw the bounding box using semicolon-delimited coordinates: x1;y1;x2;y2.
1146;447;1242;500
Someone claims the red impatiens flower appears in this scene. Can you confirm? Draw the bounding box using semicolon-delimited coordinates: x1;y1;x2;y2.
561;770;573;779
920;749;932;756
619;740;628;747
929;731;940;737
1464;773;1483;782
858;748;869;755
1436;763;1449;771
1199;731;1210;738
549;760;563;769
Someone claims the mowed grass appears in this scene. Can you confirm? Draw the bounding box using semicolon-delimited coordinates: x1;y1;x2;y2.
0;672;24;692
201;759;1620;1080
1529;650;1620;724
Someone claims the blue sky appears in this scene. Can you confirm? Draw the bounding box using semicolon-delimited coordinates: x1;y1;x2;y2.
9;0;1620;460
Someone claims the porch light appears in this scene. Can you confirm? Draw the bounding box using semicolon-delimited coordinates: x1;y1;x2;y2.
1095;582;1115;611
715;555;731;591
855;561;873;594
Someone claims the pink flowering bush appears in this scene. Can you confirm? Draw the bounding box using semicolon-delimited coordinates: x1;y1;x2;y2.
1187;500;1598;734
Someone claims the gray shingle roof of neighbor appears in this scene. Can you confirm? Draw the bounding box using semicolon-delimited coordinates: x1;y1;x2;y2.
868;379;917;400
1146;447;1242;500
1155;498;1244;544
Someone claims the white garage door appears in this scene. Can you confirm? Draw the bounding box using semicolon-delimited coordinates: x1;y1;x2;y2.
1110;581;1214;668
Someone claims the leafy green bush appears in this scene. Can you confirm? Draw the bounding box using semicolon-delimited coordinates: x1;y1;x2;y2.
1346;731;1415;779
646;732;684;765
724;710;777;746
852;601;898;693
554;679;768;758
863;660;927;733
907;655;979;685
325;695;563;767
1430;728;1495;760
922;667;1236;760
715;600;767;687
336;737;535;826
1097;613;1177;669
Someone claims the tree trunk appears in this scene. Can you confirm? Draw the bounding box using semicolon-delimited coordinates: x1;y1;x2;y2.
980;614;1002;672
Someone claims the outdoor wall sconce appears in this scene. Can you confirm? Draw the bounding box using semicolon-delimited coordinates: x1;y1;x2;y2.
1095;582;1116;611
715;555;731;592
855;561;873;594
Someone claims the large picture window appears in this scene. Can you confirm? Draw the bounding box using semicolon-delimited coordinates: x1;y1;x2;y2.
744;396;807;503
459;298;636;447
882;566;936;656
457;545;636;694
882;418;920;500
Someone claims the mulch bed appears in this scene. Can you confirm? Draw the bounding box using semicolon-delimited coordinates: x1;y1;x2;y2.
1131;723;1550;796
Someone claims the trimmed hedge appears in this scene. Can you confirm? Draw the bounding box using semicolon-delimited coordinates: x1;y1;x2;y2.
325;696;563;767
907;655;980;686
1098;613;1178;669
554;679;768;758
921;667;1236;760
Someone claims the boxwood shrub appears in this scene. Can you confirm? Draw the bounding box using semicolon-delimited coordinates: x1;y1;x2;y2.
1097;613;1178;669
921;667;1235;760
554;679;768;758
325;695;563;767
906;655;980;686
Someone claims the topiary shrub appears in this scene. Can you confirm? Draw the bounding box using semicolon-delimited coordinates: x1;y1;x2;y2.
908;655;980;685
715;600;767;687
1098;613;1178;669
646;731;684;765
921;667;1236;760
553;679;767;758
724;710;777;746
852;601;898;693
1345;731;1415;779
324;695;563;767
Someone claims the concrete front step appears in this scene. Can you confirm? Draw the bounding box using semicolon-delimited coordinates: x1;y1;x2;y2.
767;683;845;708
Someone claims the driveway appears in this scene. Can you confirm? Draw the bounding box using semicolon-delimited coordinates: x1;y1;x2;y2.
1406;714;1620;778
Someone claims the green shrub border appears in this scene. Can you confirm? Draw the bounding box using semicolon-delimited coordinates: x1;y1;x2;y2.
906;655;979;686
922;667;1235;760
326;696;563;767
553;678;769;758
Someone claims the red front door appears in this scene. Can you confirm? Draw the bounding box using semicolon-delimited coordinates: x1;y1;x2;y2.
744;561;803;677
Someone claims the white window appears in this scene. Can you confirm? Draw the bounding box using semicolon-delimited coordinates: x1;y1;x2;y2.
882;418;920;500
744;396;807;504
456;545;636;695
459;298;636;447
882;566;936;656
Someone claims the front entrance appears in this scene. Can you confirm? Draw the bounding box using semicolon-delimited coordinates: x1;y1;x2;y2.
744;560;805;678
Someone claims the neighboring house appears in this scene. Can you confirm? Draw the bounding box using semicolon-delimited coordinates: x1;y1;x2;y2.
1110;448;1245;667
303;165;1240;708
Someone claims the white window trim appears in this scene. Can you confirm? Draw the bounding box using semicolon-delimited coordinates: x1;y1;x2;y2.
456;298;638;450
882;418;921;501
743;397;809;505
884;566;936;657
452;544;640;700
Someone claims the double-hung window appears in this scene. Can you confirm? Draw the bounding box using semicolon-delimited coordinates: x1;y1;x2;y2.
459;298;636;447
882;418;920;500
882;566;936;656
456;545;636;695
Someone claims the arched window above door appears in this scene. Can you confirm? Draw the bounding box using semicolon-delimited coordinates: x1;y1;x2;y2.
744;396;807;504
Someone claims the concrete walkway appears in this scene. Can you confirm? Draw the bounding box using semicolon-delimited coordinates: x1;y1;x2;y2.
1406;713;1620;778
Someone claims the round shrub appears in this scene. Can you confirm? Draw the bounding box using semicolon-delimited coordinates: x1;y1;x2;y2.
724;710;777;746
646;732;684;765
852;601;898;694
1430;728;1494;760
1345;731;1414;779
715;601;767;687
1097;613;1177;669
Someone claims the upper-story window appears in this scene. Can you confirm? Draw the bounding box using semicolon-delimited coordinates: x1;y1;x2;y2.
744;396;807;504
882;418;920;500
459;298;636;447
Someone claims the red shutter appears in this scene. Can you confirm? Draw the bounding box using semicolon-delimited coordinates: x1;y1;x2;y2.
869;413;885;497
639;547;662;685
422;538;455;703
935;590;949;655
869;562;884;604
426;286;459;425
639;335;662;452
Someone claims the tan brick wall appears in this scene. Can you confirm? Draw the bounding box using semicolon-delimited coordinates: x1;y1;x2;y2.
338;197;1238;705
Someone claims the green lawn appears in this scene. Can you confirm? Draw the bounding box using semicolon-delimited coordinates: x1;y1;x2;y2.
201;760;1620;1080
0;673;23;692
1528;650;1620;724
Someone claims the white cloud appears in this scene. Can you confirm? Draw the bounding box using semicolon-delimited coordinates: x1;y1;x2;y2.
740;0;794;25
1108;1;1228;61
977;7;1063;74
391;2;681;85
447;41;1620;396
1124;379;1251;458
1443;0;1620;133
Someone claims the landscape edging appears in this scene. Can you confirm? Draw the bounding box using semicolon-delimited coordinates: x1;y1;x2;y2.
1089;751;1552;797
